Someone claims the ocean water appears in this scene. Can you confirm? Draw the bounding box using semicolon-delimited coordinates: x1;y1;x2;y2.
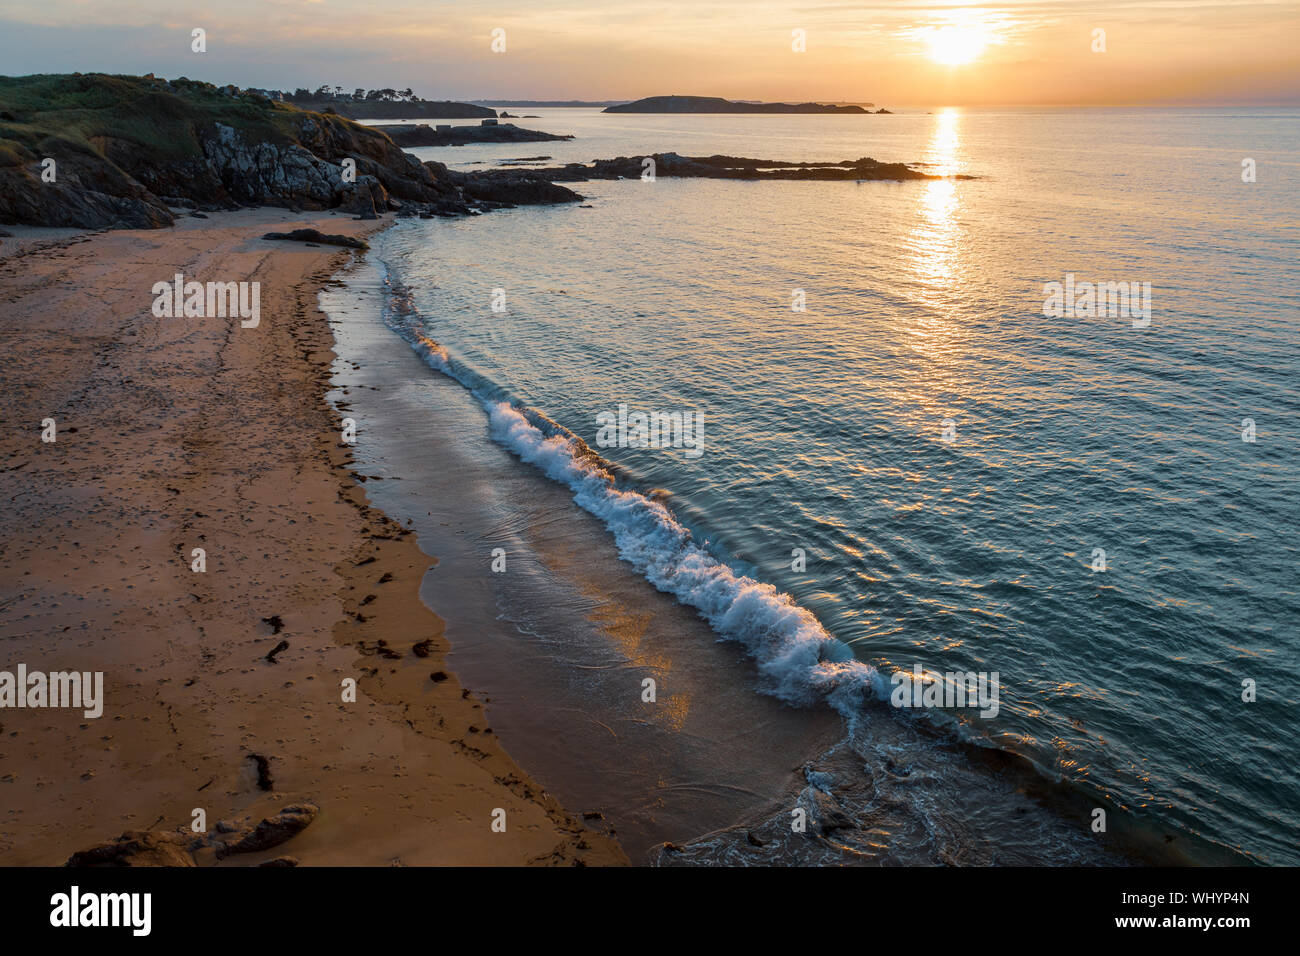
341;107;1299;864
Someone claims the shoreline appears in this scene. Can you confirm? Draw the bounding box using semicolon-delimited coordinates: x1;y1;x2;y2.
335;208;1233;867
0;209;625;866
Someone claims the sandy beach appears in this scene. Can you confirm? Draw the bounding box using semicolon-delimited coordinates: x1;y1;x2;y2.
0;209;625;866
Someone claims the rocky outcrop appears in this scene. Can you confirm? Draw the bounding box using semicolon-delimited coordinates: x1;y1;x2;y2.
215;804;319;858
0;141;173;229
64;803;322;866
372;122;573;148
488;152;962;184
422;160;584;208
65;830;198;867
262;228;370;249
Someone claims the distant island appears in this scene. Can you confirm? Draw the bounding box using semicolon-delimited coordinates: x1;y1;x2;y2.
604;96;885;114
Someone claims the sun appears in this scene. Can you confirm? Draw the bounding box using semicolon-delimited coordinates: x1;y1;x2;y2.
926;24;991;66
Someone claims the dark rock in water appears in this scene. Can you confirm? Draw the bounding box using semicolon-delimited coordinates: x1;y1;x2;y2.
189;211;208;218
257;856;300;867
261;228;369;249
747;831;767;847
373;122;573;148
215;804;319;858
412;638;433;658
424;160;582;206
464;176;579;205
65;830;196;867
545;152;952;182
492;152;959;186
809;789;856;833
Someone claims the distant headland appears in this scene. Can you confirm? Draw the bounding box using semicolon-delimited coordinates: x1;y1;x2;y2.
256;86;495;120
604;96;888;114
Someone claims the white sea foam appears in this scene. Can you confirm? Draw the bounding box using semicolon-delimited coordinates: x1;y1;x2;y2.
404;326;889;719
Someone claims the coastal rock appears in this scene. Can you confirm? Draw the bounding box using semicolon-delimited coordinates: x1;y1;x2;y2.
262;228;369;249
200;123;341;207
807;788;856;833
373;122;573;148
215;803;320;858
0;152;174;229
492;152;954;185
462;175;582;205
65;830;197;867
424;160;582;206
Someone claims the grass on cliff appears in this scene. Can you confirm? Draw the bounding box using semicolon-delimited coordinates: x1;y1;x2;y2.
0;73;363;168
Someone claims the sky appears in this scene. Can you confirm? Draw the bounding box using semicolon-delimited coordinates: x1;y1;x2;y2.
0;0;1297;106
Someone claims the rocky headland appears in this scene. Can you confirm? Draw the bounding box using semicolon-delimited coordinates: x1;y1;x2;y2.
0;74;582;230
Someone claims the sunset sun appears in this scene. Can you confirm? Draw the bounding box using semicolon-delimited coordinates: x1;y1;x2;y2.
925;23;993;65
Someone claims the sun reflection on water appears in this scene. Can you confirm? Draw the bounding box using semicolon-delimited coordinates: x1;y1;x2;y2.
899;107;974;426
911;108;964;288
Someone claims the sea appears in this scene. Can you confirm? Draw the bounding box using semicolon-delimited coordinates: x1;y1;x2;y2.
322;106;1299;865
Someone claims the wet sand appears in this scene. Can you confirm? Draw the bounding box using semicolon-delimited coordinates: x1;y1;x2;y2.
322;239;847;862
0;209;624;866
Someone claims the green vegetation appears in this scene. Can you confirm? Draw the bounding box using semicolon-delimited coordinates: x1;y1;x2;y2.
0;73;352;168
